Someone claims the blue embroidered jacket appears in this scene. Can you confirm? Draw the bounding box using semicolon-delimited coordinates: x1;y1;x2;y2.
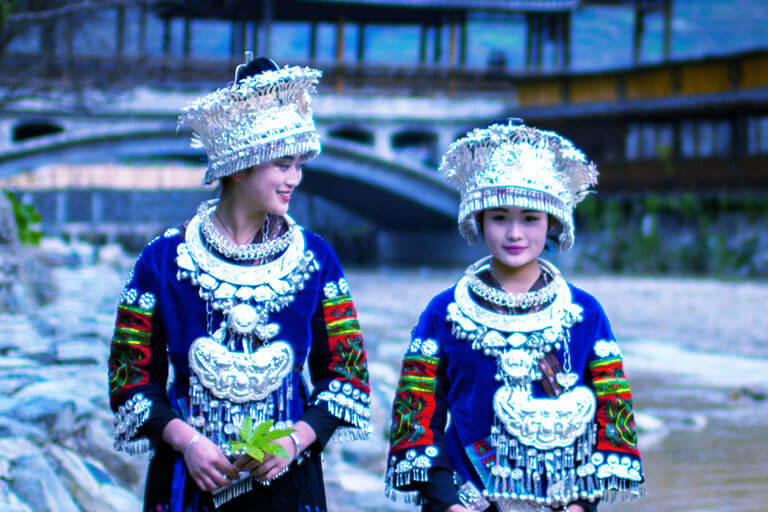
108;223;370;510
386;275;644;509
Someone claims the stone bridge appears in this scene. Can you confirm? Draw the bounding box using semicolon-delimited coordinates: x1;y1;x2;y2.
0;94;505;262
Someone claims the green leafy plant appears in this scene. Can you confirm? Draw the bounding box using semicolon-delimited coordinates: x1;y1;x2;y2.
228;418;295;462
3;190;42;246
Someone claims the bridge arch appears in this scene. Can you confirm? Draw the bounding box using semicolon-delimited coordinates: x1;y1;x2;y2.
0;128;457;230
391;127;440;167
326;124;374;146
12;119;65;142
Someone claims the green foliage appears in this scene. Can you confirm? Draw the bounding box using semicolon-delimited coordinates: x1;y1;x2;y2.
0;0;13;29
228;418;295;462
3;190;42;245
569;192;768;277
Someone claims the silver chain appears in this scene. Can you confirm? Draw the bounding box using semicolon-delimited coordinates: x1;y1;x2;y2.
469;264;557;310
198;200;293;261
561;330;572;373
205;298;214;336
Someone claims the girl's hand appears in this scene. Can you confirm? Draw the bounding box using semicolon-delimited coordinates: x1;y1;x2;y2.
234;434;297;481
162;419;238;492
566;504;587;512
445;505;472;512
183;435;239;492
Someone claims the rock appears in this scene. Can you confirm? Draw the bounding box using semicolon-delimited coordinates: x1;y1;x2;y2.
729;386;767;401
0;480;32;512
0;437;44;460
0;416;47;444
96;244;126;266
0;366;43;396
8;453;81;512
5;395;78;437
54;338;106;366
0;315;43;353
14;378;100;419
46;444;142;512
71;417;148;493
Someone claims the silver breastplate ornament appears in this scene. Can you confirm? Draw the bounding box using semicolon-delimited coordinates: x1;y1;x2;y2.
176;207;319;458
448;259;600;511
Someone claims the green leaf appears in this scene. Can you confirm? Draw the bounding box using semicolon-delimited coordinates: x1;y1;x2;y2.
260;428;295;442
228;441;247;451
261;442;289;458
239;417;256;443
245;445;265;461
228;418;295;462
254;419;274;437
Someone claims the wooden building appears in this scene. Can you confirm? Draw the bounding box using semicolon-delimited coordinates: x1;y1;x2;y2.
2;0;768;193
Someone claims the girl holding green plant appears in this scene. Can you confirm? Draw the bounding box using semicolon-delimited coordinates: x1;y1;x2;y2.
108;55;371;511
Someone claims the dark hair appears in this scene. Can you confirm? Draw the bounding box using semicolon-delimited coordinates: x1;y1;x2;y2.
235;57;280;83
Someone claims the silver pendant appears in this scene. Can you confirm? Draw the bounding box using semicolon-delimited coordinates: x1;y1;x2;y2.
189;337;294;403
493;385;596;450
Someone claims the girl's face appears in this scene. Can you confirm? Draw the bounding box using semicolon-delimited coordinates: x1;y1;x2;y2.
481;206;548;272
232;154;305;216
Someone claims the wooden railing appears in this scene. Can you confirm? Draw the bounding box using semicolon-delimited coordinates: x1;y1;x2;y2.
2;49;767;101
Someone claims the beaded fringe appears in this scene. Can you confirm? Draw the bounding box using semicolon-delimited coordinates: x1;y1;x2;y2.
328;426;372;444
314;394;371;438
187;375;294;458
212;473;254;509
384;485;424;505
601;479;647;502
113;393;152;455
482;422;601;507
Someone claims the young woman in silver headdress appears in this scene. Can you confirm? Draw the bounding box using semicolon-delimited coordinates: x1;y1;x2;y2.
385;121;644;512
108;56;371;511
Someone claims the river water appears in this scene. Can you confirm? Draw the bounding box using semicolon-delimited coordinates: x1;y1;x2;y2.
27;258;768;512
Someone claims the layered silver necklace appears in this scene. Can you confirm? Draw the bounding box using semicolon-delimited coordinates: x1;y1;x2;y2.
198;199;294;261
466;256;558;309
447;258;600;509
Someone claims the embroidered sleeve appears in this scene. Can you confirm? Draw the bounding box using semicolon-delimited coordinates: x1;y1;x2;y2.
385;307;452;504
586;311;645;501
307;250;371;443
108;236;179;455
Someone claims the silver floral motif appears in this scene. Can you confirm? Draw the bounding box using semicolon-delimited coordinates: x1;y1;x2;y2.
138;292;156;311
593;339;622;358
323;281;339;299
120;287;137;306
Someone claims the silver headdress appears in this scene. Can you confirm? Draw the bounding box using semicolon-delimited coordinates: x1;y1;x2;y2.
439;120;598;250
179;54;323;184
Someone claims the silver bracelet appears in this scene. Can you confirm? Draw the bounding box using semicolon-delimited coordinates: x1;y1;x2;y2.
183;433;201;460
288;432;301;456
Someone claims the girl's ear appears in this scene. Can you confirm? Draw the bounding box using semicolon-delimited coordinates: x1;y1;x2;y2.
230;169;248;183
